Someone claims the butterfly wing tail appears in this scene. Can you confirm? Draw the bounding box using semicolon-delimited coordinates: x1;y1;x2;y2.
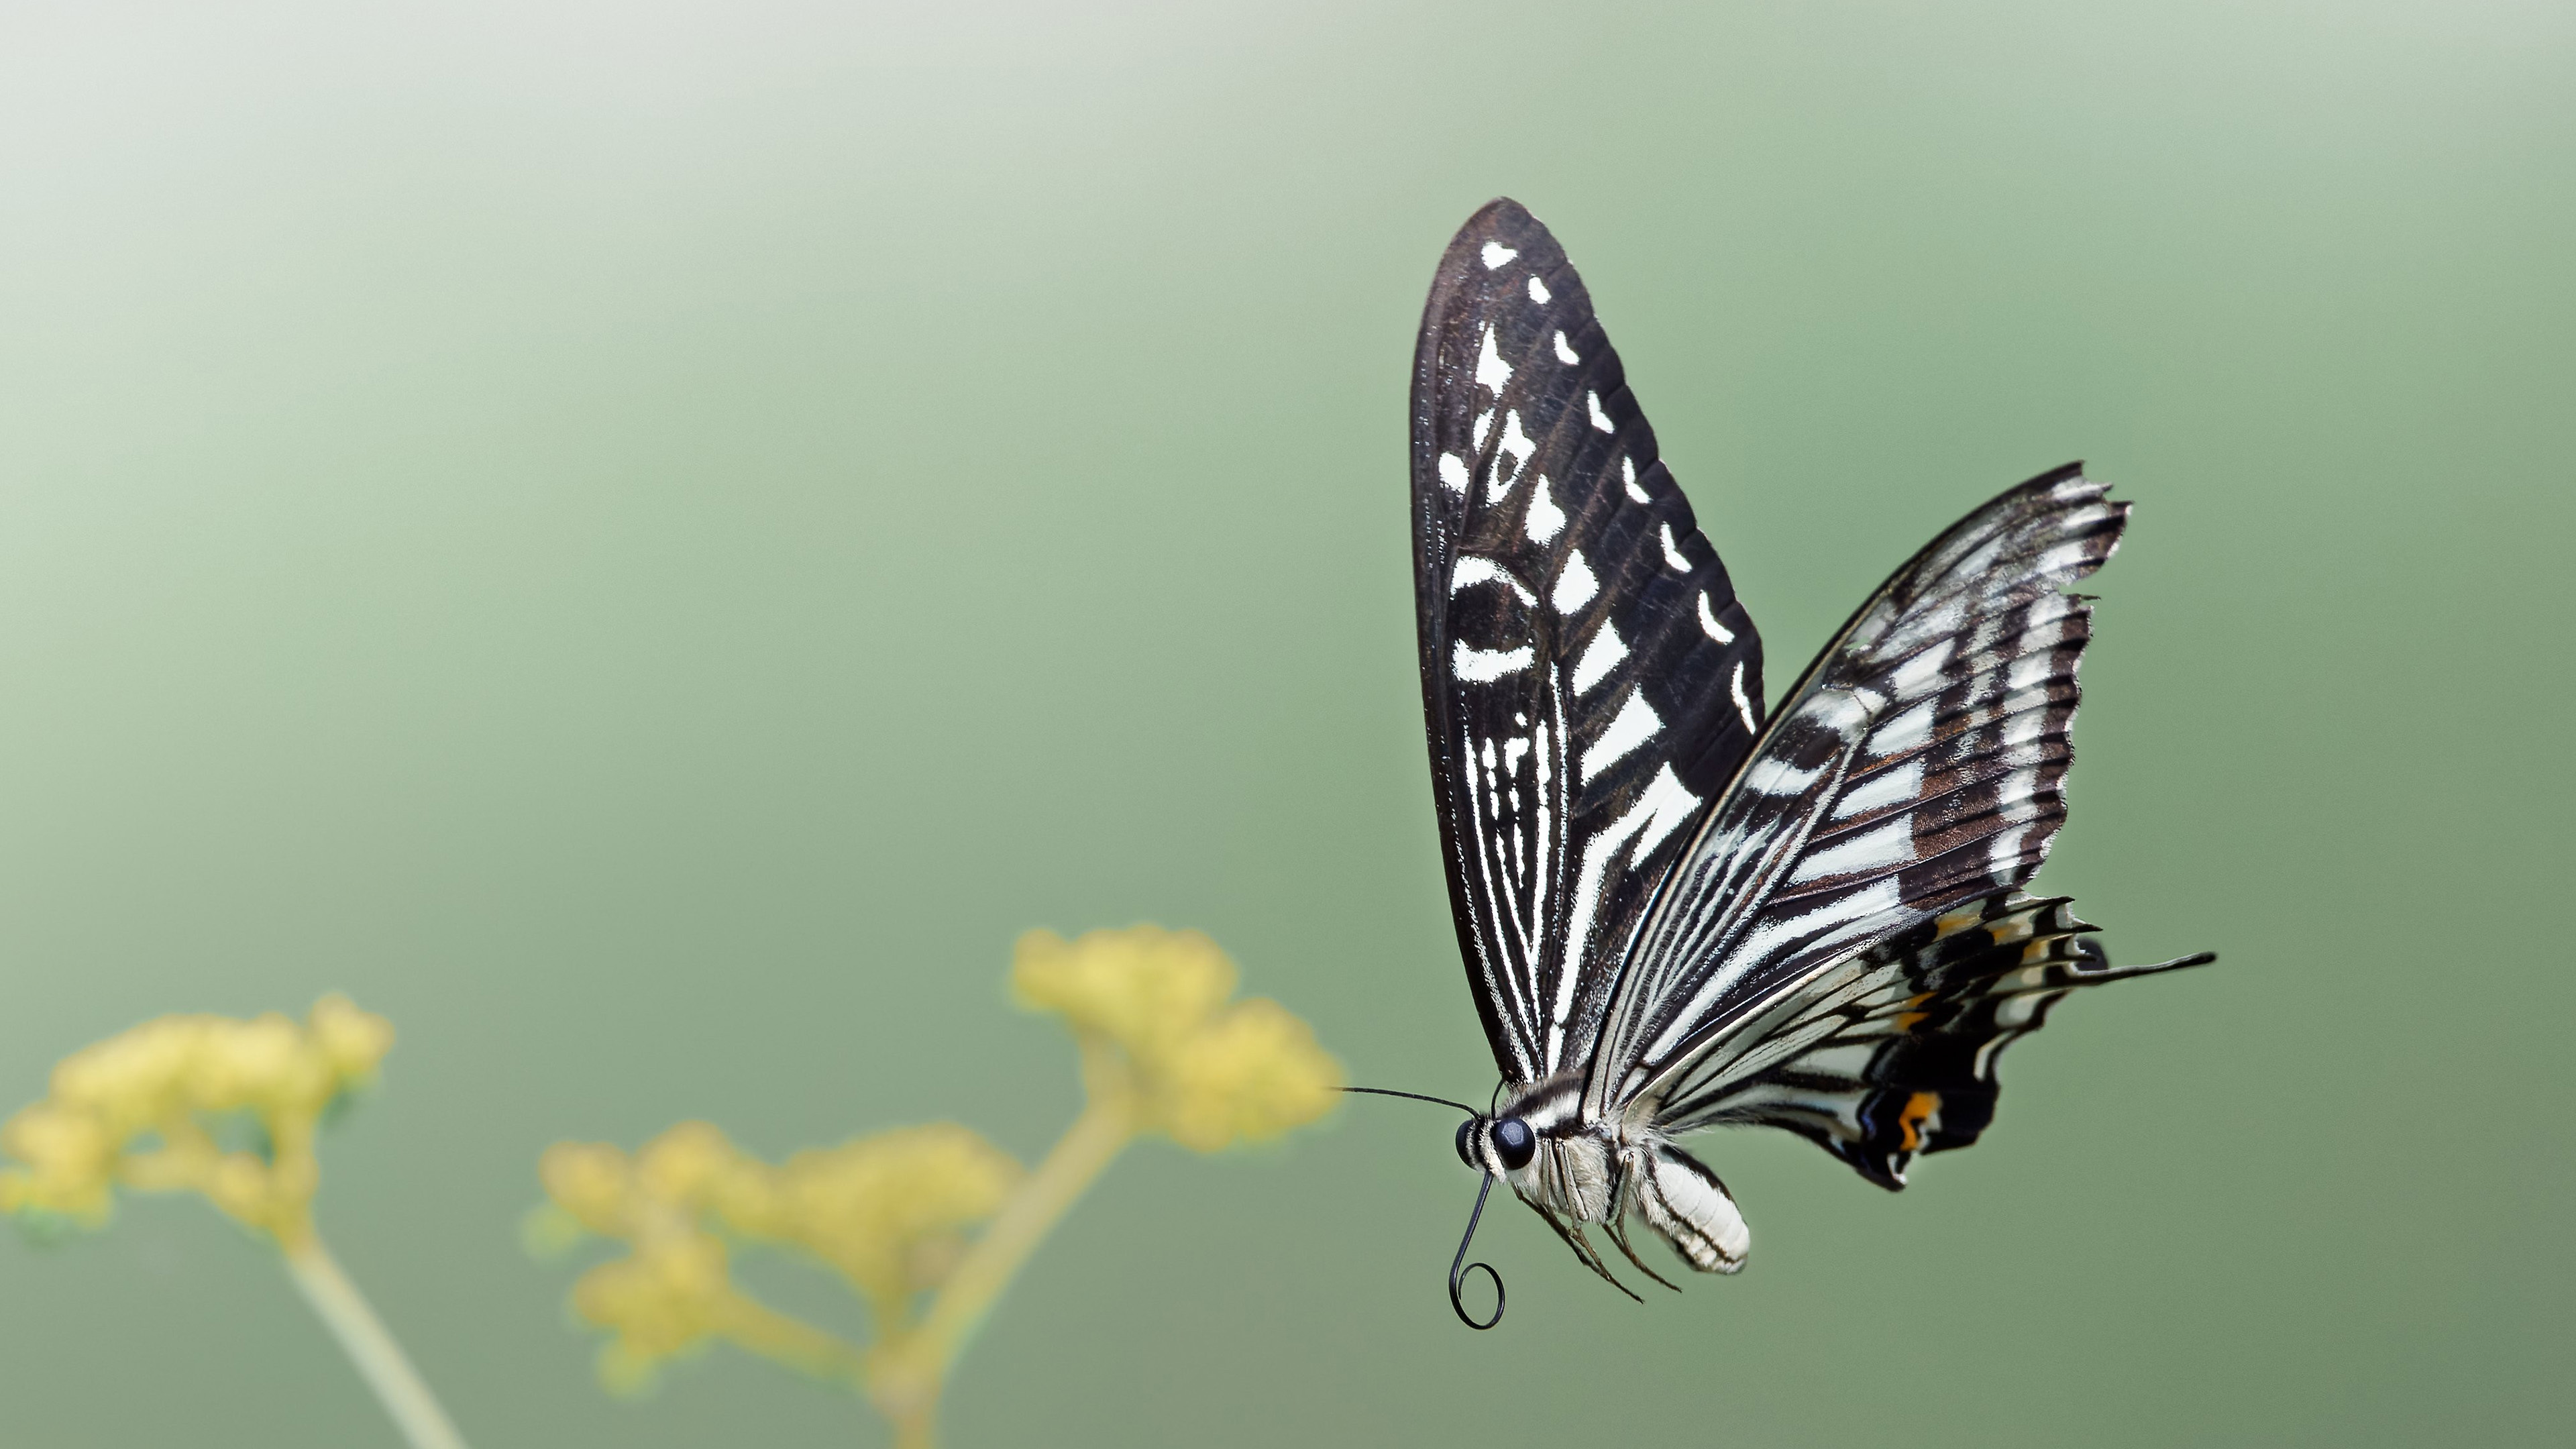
1675;892;2212;1189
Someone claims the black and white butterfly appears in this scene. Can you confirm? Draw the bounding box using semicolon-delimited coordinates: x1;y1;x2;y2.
1376;199;2212;1326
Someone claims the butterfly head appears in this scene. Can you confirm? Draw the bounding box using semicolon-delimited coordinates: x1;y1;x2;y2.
1455;1114;1538;1175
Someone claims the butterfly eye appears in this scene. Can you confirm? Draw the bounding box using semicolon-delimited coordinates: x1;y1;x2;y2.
1454;1118;1480;1168
1491;1117;1536;1171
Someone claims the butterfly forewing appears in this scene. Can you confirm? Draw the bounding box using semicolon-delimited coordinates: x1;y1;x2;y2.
1412;200;1766;1085
1587;467;2131;1120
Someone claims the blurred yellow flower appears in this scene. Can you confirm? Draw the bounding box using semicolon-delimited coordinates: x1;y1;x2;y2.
536;1120;1020;1391
1011;926;1343;1149
536;1130;745;1393
727;1124;1022;1333
3;996;470;1449
572;1226;739;1395
533;926;1342;1449
0;995;392;1244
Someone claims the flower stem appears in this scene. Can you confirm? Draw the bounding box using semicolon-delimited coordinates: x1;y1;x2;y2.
716;1289;870;1387
281;1234;473;1449
868;1052;1140;1445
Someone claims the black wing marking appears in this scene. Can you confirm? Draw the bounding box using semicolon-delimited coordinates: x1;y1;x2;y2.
1582;464;2125;1120
1655;892;2212;1186
1413;199;1766;1086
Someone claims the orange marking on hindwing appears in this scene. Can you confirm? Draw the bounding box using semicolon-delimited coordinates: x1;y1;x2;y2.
1894;992;1935;1033
1897;1091;1941;1152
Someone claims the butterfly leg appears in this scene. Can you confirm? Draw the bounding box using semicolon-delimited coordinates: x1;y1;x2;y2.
1603;1215;1684;1293
1600;1147;1682;1291
1530;1201;1642;1303
1609;1201;1684;1289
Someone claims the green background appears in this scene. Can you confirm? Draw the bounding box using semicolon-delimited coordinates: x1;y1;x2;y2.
3;2;2569;1444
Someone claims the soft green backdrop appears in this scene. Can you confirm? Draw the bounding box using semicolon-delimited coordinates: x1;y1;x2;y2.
2;2;2569;1445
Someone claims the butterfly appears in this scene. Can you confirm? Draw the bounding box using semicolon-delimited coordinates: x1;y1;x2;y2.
1360;199;2213;1328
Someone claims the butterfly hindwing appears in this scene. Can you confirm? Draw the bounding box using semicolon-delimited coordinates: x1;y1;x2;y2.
1413;199;1766;1085
1585;466;2131;1120
1652;892;2213;1187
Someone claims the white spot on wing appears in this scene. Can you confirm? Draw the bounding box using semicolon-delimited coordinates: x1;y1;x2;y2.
1834;759;1925;820
1803;690;1874;738
2006;651;2057;693
1789;818;1915;883
1571;620;1627;694
1743;757;1819;795
2001;705;2049;765
1527;276;1552;304
1697;591;1735;643
1729;660;1757;734
1437;453;1470;494
1551;549;1597;610
1870;700;1935;756
1482;240;1519;270
1890;639;1955;700
1660;524;1690;572
1553;331;1579;364
1630;767;1700;857
1450;555;1536;604
1588;391;1615;433
1525;475;1566;543
1477;325;1513;396
1987;831;2024;881
1453;641;1536;682
1998;767;2042;816
1623;456;1649;503
1988;771;2043;878
2037;540;2097;579
1581;690;1663;783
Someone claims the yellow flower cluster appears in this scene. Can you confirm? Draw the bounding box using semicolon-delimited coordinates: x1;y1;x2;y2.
0;995;392;1245
530;924;1343;1439
730;1126;1024;1330
1010;926;1343;1150
533;1120;1020;1391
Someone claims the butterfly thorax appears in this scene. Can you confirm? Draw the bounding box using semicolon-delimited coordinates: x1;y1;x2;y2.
1461;1073;1616;1224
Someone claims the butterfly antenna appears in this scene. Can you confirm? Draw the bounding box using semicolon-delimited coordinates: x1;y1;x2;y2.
1342;1086;1481;1116
1449;1171;1505;1330
1343;1087;1506;1327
